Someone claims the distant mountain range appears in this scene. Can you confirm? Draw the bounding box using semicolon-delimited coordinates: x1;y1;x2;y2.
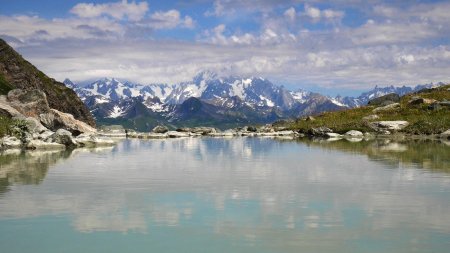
64;71;445;131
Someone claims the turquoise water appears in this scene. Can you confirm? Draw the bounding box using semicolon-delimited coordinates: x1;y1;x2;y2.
0;137;449;253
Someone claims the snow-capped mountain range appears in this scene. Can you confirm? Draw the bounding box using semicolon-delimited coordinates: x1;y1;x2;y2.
64;72;445;130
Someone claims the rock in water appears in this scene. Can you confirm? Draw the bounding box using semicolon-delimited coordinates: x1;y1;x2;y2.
344;130;364;137
152;125;169;133
325;132;342;138
51;129;77;147
440;129;450;139
191;127;217;135
75;134;115;147
26;140;65;150
167;131;189;138
0;136;22;149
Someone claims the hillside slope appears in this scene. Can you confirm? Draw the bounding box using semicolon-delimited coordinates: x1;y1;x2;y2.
0;39;95;127
285;85;450;135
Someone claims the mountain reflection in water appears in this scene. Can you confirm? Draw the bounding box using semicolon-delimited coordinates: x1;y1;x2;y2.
0;138;449;253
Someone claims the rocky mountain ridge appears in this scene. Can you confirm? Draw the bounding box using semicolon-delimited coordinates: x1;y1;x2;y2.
66;72;445;131
0;39;95;127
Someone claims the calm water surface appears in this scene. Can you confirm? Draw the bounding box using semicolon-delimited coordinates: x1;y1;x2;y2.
0;137;449;253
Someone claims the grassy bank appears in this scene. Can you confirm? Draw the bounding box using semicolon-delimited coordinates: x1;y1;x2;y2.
286;84;450;135
0;116;14;137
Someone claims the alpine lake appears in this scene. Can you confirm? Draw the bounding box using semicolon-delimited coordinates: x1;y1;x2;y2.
1;136;449;253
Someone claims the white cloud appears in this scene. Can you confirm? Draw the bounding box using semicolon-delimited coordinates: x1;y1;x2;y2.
305;5;321;19
304;5;344;22
148;9;195;29
0;0;449;92
70;0;149;21
0;15;124;42
284;7;296;22
351;22;438;45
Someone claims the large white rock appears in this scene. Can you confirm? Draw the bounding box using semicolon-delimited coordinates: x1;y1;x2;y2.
146;133;168;139
40;109;96;134
167;131;189;138
369;121;409;131
26;139;65;150
344;130;364;137
325;132;342;138
276;130;295;136
372;103;401;113
0;95;24;118
24;117;48;134
52;129;77;146
75;134;115;147
0;136;22;149
440;129;450;139
208;131;235;137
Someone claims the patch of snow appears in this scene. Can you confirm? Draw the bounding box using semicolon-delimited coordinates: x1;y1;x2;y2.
290;90;310;103
230;80;246;99
130;87;141;97
243;78;252;87
145;103;168;112
108;105;125;118
259;95;275;107
95;97;109;104
329;98;346;107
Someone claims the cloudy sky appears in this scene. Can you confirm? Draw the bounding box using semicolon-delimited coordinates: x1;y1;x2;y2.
1;0;449;95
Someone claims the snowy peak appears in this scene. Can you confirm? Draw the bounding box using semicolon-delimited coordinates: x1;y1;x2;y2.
63;78;77;89
290;89;312;104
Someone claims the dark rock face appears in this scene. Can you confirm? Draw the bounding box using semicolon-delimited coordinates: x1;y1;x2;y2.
0;38;95;127
367;93;400;106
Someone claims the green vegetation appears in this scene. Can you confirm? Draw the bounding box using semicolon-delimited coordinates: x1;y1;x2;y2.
0;116;29;138
287;85;450;135
0;73;13;95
